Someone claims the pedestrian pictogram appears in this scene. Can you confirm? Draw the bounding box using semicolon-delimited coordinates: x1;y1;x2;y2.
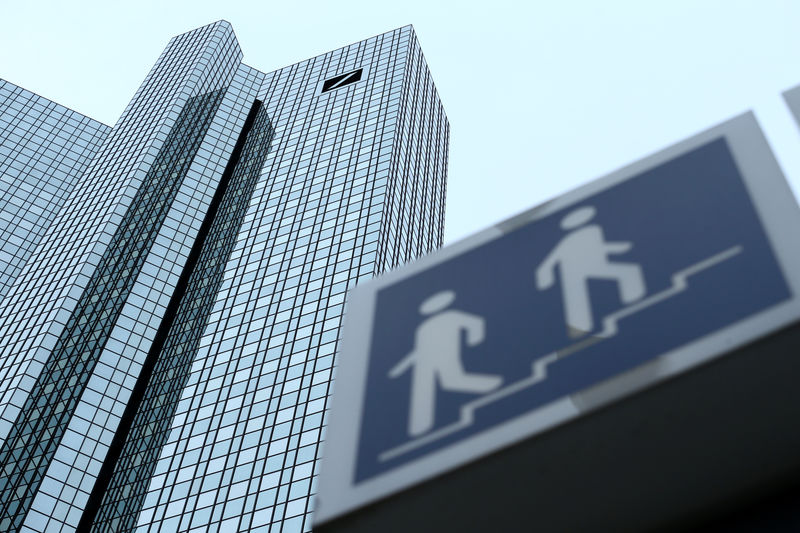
536;205;646;337
388;290;501;436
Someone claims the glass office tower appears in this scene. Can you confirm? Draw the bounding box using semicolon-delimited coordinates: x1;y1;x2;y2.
0;21;447;533
0;81;110;307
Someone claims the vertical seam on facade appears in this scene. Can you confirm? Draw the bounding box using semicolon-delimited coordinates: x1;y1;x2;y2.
77;98;265;533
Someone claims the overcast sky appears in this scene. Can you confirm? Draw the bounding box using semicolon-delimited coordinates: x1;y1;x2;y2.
2;0;800;244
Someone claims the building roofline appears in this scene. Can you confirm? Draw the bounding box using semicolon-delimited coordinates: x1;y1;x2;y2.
256;24;417;76
0;76;110;128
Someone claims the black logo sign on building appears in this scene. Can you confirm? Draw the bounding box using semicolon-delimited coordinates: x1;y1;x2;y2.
322;68;363;93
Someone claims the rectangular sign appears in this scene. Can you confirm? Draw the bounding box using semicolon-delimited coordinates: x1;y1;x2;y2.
315;112;800;525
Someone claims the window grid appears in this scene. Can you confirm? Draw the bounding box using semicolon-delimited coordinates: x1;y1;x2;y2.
131;25;446;533
0;22;448;533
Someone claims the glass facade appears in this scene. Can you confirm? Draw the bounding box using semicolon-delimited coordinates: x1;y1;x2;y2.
0;80;110;306
0;21;447;533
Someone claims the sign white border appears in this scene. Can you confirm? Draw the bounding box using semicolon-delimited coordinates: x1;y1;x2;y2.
315;112;800;525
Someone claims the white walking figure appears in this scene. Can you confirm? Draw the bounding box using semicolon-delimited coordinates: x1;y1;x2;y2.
388;290;503;437
536;206;646;338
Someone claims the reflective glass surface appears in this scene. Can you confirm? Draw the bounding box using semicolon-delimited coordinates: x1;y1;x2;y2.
0;22;448;533
130;26;448;533
0;80;110;306
0;21;251;533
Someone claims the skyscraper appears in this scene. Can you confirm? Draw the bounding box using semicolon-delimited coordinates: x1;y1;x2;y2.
0;81;110;308
0;20;447;533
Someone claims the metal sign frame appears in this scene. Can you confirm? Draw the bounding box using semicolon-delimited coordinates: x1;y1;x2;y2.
314;112;800;525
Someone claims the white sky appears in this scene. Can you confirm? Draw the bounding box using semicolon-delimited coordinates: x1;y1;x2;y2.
2;0;800;244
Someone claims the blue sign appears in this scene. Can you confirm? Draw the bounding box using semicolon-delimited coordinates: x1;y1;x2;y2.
355;137;791;483
315;113;800;526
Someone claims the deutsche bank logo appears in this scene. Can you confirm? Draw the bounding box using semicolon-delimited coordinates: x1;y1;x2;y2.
321;68;363;93
354;137;792;483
